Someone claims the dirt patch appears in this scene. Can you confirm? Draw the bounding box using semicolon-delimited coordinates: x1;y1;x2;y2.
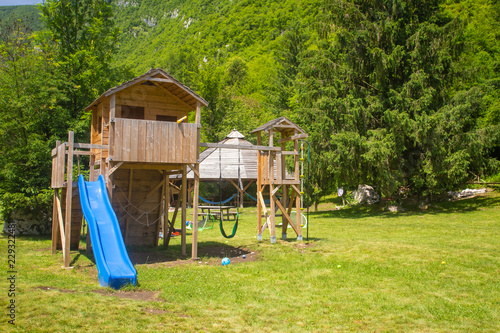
36;286;160;302
36;286;76;293
294;242;316;253
195;245;258;266
128;251;175;265
129;245;259;267
93;289;161;302
35;247;51;252
144;308;169;315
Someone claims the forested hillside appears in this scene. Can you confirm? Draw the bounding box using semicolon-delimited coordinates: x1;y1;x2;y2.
0;0;498;229
113;0;322;142
113;0;500;200
0;5;43;36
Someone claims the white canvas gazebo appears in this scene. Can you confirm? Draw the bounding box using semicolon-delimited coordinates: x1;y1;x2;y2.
175;129;258;207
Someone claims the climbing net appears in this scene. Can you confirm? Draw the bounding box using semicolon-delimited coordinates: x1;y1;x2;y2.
114;186;164;227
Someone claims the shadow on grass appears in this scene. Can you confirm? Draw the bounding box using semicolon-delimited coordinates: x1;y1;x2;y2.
311;193;500;220
76;240;255;266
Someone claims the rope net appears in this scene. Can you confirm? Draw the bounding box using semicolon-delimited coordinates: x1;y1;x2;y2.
114;186;163;227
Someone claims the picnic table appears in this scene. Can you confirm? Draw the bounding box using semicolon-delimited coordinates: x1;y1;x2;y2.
198;205;238;221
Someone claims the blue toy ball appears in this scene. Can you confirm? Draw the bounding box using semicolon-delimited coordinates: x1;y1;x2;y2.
221;257;230;266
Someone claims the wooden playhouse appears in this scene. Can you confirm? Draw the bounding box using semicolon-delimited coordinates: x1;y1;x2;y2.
51;68;208;267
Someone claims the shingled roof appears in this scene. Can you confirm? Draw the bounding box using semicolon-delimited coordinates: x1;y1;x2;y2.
250;116;306;136
85;68;208;111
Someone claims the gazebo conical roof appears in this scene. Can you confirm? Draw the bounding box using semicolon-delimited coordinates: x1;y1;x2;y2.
185;129;258;180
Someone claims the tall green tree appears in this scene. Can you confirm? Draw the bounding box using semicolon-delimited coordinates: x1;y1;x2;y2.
445;0;500;128
39;0;120;135
295;0;499;199
0;20;69;222
0;1;124;228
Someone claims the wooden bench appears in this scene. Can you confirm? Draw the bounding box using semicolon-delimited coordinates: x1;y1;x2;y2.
211;210;238;220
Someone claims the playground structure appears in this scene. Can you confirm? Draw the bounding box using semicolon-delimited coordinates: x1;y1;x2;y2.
51;68;208;274
50;69;308;287
251;118;308;243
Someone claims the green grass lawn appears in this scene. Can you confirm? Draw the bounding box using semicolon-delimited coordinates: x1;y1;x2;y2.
1;192;499;332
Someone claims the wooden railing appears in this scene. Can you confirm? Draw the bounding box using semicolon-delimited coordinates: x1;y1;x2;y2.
112;118;198;164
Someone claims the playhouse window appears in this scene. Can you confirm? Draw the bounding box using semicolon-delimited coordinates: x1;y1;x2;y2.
121;105;145;120
156;115;177;122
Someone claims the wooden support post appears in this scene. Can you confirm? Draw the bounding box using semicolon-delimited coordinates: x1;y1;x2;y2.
51;192;58;255
51;141;61;255
87;150;95;253
165;187;182;248
163;174;170;244
55;189;66;257
280;136;288;237
273;194;301;236
181;165;187;251
191;103;201;259
64;131;74;267
187;180;193;208
191;163;200;259
195;101;201;125
154;173;165;246
124;169;133;244
269;183;276;243
294;130;299;181
295;184;303;240
256;132;262;240
282;185;289;238
109;94;115;158
89;153;95;182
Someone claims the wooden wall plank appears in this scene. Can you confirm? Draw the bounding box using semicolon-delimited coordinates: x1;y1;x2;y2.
153;121;161;164
137;120;146;162
146;121;154;162
160;122;169;163
114;117;122;161
130;122;139;161
123;119;132;161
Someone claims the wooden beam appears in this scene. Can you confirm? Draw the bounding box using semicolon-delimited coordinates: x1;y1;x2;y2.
147;78;174;83
64;132;74;267
51;190;59;255
188;163;200;178
107;162;124;177
109;94;115;159
195;101;201;125
256;132;262;238
271;185;281;197
269;183;276;242
51;143;65;157
273;194;300;236
181;165;187;252
165;183;182;248
278;133;309;144
257;191;268;215
191;163;200;259
73;143;108;150
55;189;66;257
291;184;301;195
124;169;133;244
199;142;281;152
72;150;93;156
155;173;168;246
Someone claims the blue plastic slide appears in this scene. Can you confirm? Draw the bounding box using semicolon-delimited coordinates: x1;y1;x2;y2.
78;175;137;289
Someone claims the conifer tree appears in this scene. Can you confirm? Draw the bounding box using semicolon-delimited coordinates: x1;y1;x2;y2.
296;0;499;198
